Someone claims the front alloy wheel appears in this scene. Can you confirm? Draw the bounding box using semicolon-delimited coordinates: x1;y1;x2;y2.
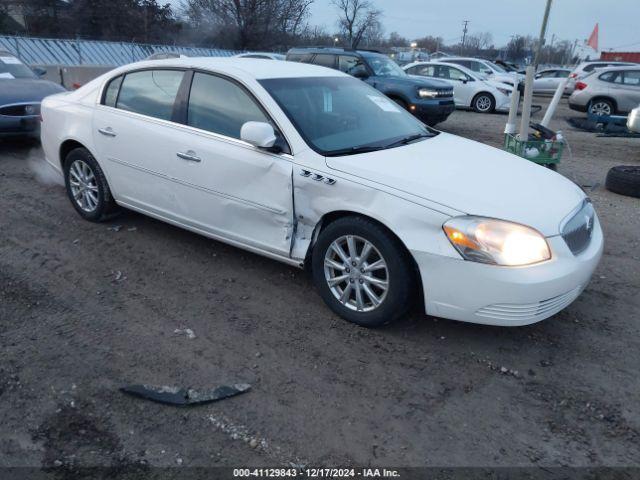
312;216;415;327
324;235;389;312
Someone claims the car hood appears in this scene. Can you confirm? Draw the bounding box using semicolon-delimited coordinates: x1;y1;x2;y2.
373;75;451;90
325;133;585;236
0;79;66;105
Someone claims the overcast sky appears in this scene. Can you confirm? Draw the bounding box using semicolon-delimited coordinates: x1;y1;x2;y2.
172;0;640;51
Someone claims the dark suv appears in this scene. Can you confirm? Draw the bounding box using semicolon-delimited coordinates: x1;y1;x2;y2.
286;47;455;126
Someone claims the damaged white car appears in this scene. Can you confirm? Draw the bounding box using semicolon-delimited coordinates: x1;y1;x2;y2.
41;58;603;327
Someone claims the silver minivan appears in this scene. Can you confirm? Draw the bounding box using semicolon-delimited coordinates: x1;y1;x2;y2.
568;66;640;115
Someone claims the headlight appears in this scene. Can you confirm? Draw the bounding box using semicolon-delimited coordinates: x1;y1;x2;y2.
497;87;511;96
443;216;551;266
418;88;438;98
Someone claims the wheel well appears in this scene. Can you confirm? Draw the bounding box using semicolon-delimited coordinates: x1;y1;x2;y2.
59;140;86;168
303;210;424;305
589;96;617;113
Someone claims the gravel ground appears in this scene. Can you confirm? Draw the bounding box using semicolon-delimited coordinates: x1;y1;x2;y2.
1;97;639;476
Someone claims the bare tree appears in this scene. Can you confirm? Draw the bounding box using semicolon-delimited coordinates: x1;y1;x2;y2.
332;0;382;49
183;0;313;50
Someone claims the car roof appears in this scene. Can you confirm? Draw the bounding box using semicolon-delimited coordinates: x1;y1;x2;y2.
405;60;475;73
287;47;384;57
439;57;488;62
110;57;347;80
594;65;640;72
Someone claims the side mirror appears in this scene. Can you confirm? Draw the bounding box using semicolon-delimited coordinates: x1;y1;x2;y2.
241;121;277;149
353;70;369;79
462;78;468;84
33;67;47;77
534;73;542;79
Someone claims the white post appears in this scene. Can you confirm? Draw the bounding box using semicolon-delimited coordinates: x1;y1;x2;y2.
504;80;521;134
518;66;535;140
540;77;569;127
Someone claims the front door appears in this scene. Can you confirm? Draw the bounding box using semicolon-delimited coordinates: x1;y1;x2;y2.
165;71;294;256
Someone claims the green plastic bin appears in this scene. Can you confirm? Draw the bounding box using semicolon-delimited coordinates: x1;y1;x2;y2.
504;133;564;168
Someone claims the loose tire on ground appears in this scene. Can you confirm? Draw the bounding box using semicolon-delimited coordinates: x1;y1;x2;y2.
605;166;640;198
311;216;415;327
63;147;119;222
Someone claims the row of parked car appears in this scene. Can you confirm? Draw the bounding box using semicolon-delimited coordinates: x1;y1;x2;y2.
1;46;639;140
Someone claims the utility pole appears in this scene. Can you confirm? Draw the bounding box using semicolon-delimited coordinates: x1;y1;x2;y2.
461;20;469;53
533;0;552;68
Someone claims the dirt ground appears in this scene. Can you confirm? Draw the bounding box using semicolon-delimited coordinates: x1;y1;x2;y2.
1;96;639;477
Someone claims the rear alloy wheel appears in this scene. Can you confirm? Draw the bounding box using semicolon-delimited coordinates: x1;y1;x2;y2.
64;147;118;222
312;216;414;327
472;93;495;113
589;99;614;116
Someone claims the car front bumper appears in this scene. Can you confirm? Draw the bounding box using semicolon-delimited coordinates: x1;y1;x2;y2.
0;115;40;137
412;99;455;124
412;217;604;326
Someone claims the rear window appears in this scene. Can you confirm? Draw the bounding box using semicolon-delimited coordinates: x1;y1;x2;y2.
287;52;313;63
313;54;336;69
116;70;185;121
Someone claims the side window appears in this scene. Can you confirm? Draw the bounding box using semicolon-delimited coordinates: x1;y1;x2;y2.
555;70;570;78
448;67;468;81
468;61;482;72
313;54;336;69
116;70;185;121
287;52;313;63
103;75;123;107
622;71;640;86
599;71;618;83
416;65;436;77
187;72;270;139
338;55;367;76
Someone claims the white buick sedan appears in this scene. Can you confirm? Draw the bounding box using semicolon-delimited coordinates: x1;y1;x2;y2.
41;58;603;327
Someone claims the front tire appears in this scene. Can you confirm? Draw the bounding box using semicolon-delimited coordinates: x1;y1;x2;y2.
63;147;118;222
311;216;415;327
472;93;495;113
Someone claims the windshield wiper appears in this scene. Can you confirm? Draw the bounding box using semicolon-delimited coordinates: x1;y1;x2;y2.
383;132;432;149
324;144;387;157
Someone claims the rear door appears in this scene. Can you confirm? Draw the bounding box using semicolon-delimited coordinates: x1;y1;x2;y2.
610;70;640;112
92;69;187;215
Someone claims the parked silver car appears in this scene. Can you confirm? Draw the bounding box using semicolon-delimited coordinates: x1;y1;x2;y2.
568;66;640;116
532;68;572;95
567;60;637;92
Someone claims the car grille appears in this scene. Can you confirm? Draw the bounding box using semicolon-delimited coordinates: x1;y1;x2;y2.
436;89;453;98
561;200;595;255
476;286;583;322
0;103;40;117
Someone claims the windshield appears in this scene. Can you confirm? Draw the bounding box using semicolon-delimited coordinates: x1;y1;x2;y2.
260;76;434;156
487;61;507;73
365;55;407;77
0;56;36;79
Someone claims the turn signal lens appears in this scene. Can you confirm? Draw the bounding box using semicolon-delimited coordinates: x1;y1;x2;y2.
443;216;551;266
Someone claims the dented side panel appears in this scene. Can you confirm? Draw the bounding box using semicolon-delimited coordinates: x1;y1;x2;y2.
290;152;462;264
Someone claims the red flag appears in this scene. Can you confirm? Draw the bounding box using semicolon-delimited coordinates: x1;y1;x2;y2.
587;23;599;51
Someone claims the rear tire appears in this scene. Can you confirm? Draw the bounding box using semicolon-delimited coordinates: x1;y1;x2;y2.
472;93;495;113
63;147;118;222
311;216;415;327
588;98;614;116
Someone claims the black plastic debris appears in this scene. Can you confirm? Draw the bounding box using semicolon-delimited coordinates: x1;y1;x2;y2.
120;383;251;406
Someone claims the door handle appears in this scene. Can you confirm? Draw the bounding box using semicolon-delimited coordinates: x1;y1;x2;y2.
98;127;116;137
176;151;201;163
